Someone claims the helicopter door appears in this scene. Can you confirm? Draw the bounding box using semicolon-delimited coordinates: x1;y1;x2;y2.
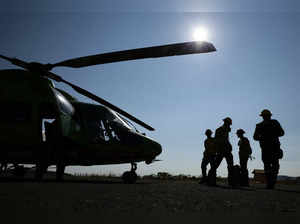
52;88;75;137
39;102;58;143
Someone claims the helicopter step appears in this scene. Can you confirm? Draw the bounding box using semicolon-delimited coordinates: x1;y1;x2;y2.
122;162;138;184
56;163;66;182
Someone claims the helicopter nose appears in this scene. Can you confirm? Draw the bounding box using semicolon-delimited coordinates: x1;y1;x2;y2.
152;141;162;156
142;137;162;155
144;140;162;164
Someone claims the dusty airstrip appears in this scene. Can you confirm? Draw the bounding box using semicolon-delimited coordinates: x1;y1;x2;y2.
1;175;300;223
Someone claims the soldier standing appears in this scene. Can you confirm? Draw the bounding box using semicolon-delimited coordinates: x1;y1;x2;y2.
236;129;252;187
214;117;234;186
253;109;284;189
199;129;217;184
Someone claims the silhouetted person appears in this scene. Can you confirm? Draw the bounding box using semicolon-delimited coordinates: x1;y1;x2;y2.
253;109;284;189
199;129;217;185
236;129;252;187
214;117;234;186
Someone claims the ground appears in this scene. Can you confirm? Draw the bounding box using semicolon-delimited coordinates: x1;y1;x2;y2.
1;176;300;223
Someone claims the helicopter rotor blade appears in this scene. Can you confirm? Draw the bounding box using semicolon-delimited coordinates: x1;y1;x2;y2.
49;41;216;69
0;55;53;74
1;40;217;131
0;55;154;131
46;71;155;131
0;55;29;69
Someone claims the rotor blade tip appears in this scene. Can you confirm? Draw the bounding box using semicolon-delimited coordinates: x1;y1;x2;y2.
207;42;217;52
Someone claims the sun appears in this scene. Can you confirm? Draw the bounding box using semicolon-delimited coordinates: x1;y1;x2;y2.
192;27;209;41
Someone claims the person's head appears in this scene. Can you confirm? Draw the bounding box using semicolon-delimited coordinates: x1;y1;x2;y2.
236;129;245;138
260;109;272;121
223;117;232;126
205;129;212;137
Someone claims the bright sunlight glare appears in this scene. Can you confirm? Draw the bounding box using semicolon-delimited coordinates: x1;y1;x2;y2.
192;27;209;41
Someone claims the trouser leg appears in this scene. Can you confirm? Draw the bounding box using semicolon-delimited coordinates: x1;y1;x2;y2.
214;154;224;169
270;159;280;188
225;152;234;169
240;157;249;186
263;152;280;189
225;152;234;186
201;155;210;179
240;157;248;171
262;145;281;189
263;160;273;188
207;155;217;186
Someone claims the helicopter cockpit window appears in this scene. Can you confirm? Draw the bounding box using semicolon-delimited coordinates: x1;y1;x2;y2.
82;107;132;144
52;89;74;116
0;102;32;123
85;116;122;143
85;119;107;143
108;110;132;130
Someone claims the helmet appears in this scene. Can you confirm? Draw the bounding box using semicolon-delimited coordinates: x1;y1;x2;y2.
260;109;272;117
223;117;232;124
236;129;245;135
205;129;212;136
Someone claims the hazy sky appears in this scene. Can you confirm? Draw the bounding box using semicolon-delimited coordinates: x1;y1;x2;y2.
1;1;299;177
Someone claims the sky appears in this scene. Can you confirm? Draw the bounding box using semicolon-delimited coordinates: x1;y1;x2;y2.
0;0;299;177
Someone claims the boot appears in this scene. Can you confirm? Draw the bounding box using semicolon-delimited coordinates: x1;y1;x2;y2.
240;169;249;187
227;167;235;187
199;176;207;184
269;173;278;189
207;170;216;186
266;173;274;189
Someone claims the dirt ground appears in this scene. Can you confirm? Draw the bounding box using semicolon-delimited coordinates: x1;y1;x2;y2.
1;177;300;223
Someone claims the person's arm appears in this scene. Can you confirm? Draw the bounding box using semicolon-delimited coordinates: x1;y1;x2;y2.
246;138;252;155
204;139;208;153
275;120;285;137
253;124;261;141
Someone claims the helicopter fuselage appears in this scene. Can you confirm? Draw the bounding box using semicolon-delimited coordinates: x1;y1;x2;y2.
0;69;162;169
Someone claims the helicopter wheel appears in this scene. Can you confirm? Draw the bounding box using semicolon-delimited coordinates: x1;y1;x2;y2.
122;171;137;184
122;163;138;184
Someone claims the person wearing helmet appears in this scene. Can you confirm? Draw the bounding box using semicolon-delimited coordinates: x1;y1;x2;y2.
236;129;252;187
213;117;234;186
253;109;285;189
199;129;217;185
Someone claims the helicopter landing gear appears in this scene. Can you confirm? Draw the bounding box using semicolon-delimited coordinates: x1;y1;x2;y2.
35;163;48;181
56;163;65;182
122;162;138;184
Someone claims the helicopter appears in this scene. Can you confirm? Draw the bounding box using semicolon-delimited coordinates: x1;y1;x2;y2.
0;41;216;183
